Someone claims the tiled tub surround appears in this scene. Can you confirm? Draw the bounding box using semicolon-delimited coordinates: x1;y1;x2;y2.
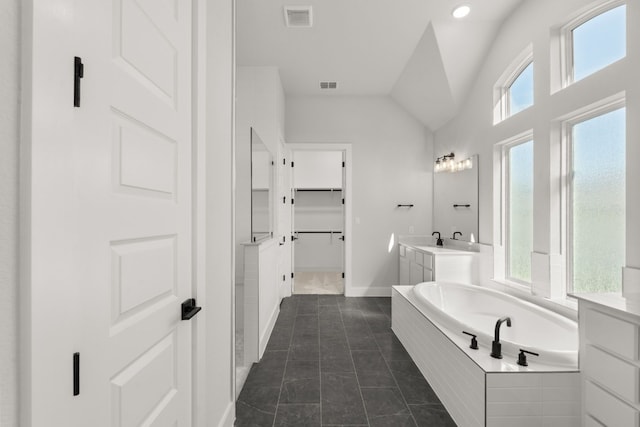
235;295;457;426
392;286;581;427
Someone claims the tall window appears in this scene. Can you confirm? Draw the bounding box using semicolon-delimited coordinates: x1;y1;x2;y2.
567;106;625;293
508;62;534;116
568;3;626;83
507;140;534;283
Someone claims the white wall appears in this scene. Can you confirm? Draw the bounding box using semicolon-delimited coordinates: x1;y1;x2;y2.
286;96;433;294
434;0;640;289
1;1;20;425
235;67;285;285
197;0;236;424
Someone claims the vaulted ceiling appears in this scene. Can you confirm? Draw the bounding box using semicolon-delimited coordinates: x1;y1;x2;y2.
237;0;524;131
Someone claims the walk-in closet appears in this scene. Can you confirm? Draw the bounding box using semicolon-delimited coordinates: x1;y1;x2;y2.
291;150;345;294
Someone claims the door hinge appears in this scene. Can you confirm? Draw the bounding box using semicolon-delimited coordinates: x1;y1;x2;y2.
283;274;286;281
283;196;286;204
283;158;286;165
73;352;80;396
271;160;274;165
339;235;345;241
74;57;84;108
291;272;295;279
342;272;345;279
342;198;344;205
291;161;294;167
342;161;345;167
291;235;298;241
291;198;295;205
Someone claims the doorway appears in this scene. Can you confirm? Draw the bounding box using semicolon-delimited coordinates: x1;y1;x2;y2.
290;147;349;295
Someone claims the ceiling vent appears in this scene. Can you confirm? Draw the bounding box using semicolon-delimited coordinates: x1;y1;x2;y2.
284;6;313;28
320;81;338;90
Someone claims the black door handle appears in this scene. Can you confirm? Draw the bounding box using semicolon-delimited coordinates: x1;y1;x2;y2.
181;298;202;320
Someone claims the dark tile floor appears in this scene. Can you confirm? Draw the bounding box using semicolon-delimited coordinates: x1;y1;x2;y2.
235;295;457;427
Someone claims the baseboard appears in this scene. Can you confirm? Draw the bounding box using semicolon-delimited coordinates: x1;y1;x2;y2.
345;286;392;297
217;401;235;427
258;303;279;358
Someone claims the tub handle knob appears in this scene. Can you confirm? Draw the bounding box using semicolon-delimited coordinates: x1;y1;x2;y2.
462;331;478;350
517;349;539;367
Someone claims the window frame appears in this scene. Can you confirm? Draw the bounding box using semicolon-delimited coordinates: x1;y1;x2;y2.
561;0;626;87
493;46;533;124
504;61;534;118
495;131;535;288
561;97;626;294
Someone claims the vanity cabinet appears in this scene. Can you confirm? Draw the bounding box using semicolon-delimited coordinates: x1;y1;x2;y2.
577;297;640;427
398;243;475;285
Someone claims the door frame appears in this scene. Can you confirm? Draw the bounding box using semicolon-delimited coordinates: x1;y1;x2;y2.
287;143;353;296
19;0;237;425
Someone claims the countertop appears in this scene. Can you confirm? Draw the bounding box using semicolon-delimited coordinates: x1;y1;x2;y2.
401;243;476;255
571;292;640;318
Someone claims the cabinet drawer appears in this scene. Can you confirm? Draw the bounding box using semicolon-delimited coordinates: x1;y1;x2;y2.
585;309;638;360
586;380;639;427
585;344;639;403
399;245;406;257
422;253;433;269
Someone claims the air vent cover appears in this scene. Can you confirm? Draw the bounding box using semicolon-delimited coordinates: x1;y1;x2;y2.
320;81;338;90
284;6;313;28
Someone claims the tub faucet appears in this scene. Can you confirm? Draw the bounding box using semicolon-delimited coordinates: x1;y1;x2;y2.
452;231;462;240
490;316;512;359
432;231;443;246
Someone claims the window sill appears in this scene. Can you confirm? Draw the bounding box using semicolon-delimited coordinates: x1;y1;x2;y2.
490;279;578;320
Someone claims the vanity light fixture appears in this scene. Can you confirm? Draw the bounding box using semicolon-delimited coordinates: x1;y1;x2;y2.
434;153;473;173
452;4;471;19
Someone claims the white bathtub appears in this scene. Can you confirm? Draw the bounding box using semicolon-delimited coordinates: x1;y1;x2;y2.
412;281;578;368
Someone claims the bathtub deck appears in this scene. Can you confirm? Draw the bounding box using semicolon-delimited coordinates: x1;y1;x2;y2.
392;286;581;427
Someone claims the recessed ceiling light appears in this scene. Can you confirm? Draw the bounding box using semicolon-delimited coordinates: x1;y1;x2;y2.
452;4;471;19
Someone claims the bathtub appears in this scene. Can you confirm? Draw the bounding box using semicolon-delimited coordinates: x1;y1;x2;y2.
392;283;581;427
412;281;578;367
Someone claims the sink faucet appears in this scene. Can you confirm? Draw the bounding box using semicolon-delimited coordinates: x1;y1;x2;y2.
432;231;443;247
452;231;462;240
490;316;512;359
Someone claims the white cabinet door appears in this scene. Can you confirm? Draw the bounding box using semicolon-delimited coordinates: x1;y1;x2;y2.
293;150;343;188
423;268;433;282
399;256;410;286
410;262;424;286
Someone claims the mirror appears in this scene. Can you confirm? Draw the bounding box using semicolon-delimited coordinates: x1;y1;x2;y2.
251;128;273;242
433;154;479;242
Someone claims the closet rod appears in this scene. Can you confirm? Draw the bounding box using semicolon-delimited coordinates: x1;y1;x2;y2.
294;230;343;234
294;188;342;192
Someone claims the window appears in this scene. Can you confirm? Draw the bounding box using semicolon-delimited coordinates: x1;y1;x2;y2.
566;106;625;293
566;3;626;83
507;140;534;283
493;48;534;124
508;62;534;116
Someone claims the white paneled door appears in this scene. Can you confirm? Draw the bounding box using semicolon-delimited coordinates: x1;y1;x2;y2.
27;0;194;425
